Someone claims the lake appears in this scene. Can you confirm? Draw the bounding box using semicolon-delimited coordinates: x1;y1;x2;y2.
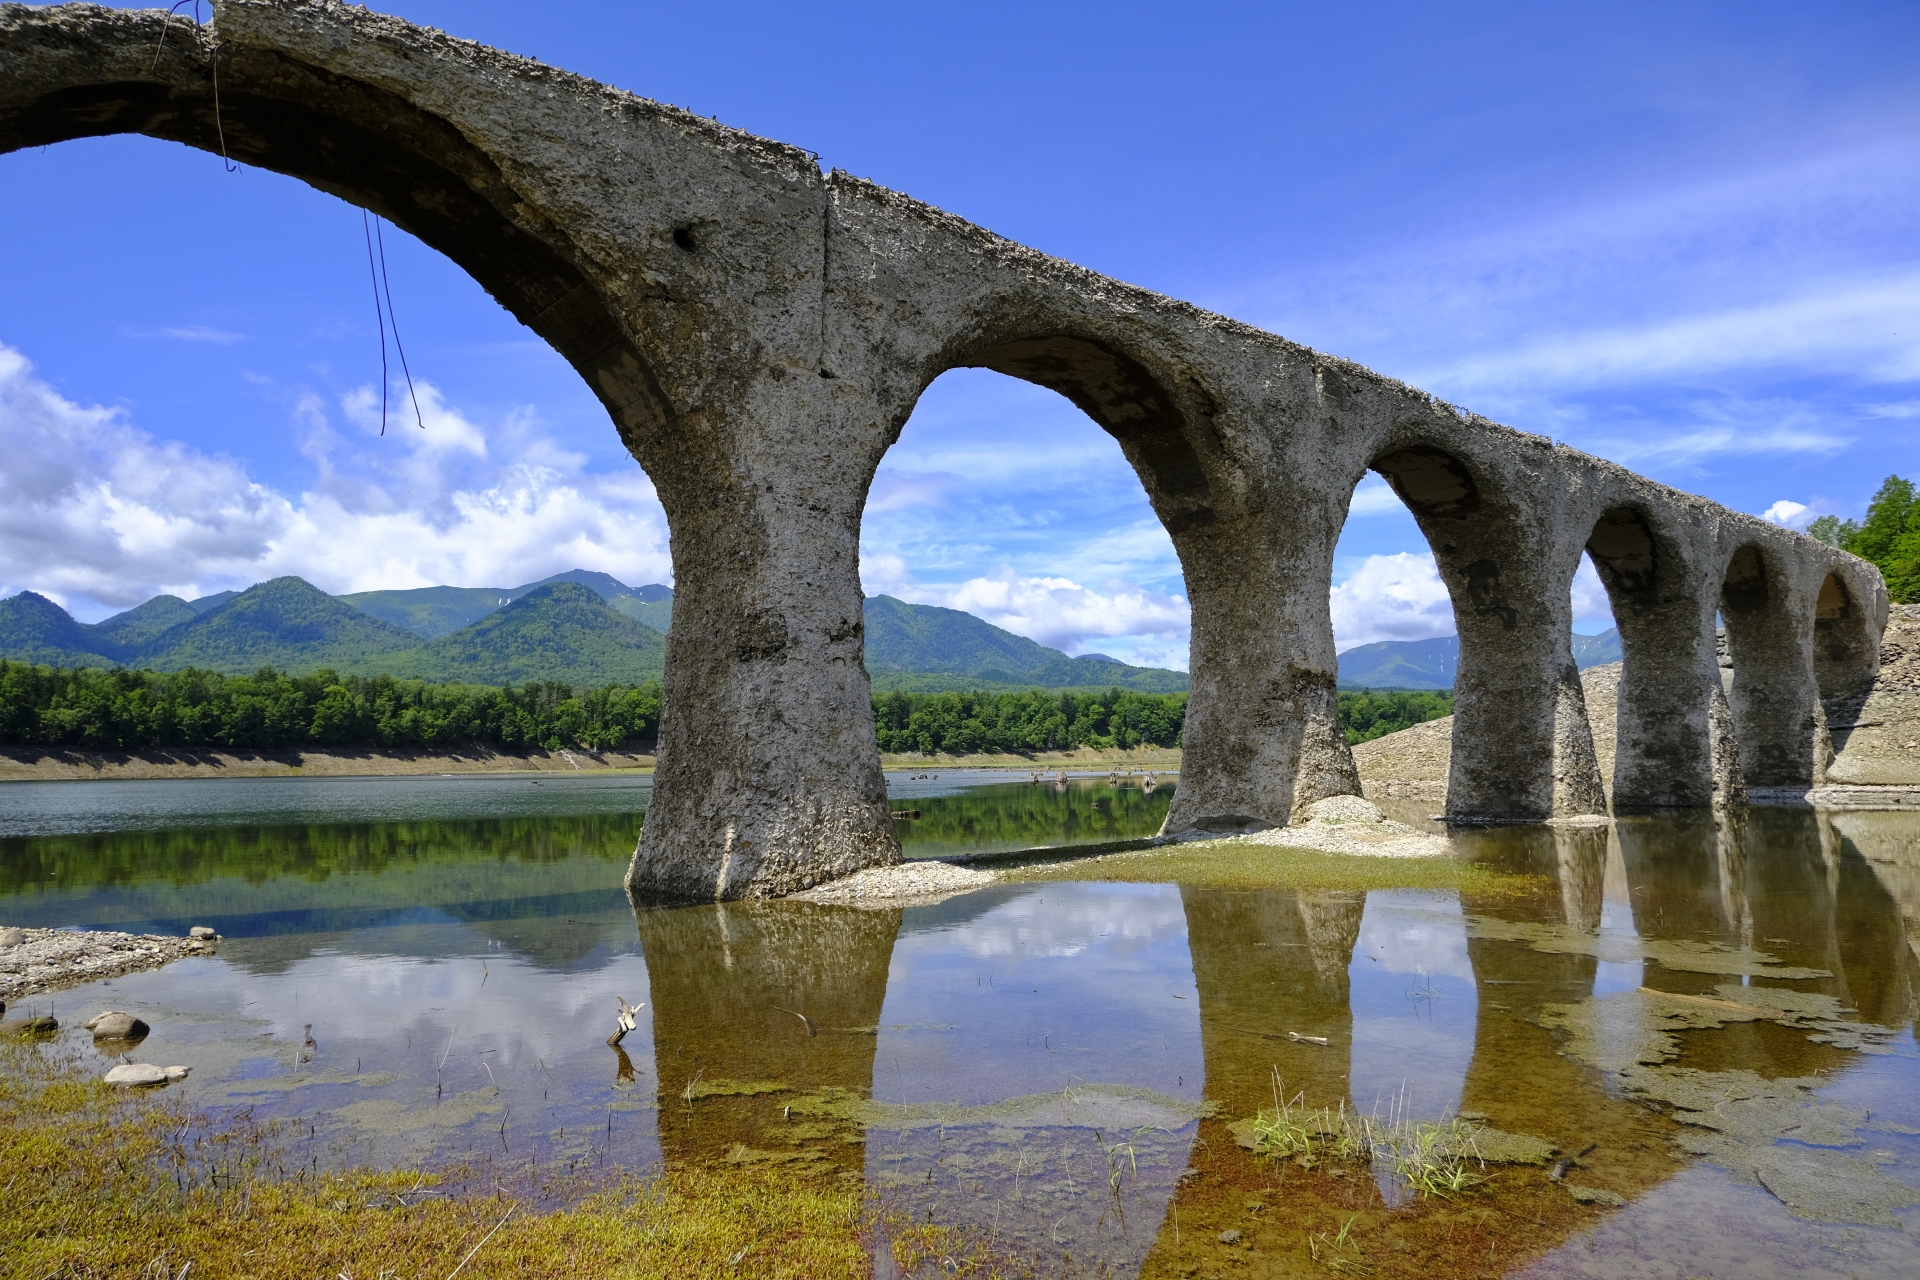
3;773;1918;1278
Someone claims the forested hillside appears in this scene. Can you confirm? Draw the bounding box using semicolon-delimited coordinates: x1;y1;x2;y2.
1812;475;1920;602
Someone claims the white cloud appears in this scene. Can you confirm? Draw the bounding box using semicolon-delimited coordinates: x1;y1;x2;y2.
1761;499;1811;528
0;343;671;618
1348;477;1406;516
1427;271;1920;396
862;556;1192;670
1330;552;1454;651
151;325;245;345
1570;555;1615;630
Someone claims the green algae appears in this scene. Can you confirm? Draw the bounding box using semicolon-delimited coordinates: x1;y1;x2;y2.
1465;917;1833;979
1566;1184;1627;1207
331;1087;505;1135
1533;983;1917;1226
787;1081;1209;1134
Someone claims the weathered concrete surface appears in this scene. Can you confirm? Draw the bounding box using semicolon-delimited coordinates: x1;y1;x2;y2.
0;1;1889;897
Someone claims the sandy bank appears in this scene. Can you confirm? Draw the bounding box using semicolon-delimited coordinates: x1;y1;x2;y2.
0;927;208;1002
0;744;655;783
1353;608;1920;811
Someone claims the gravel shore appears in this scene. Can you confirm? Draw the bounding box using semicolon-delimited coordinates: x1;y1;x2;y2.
790;860;1000;906
0;927;208;1002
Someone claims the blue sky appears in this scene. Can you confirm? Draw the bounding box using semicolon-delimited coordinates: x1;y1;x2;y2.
2;1;1916;669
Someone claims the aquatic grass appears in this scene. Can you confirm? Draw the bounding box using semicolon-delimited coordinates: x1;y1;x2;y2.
1244;1076;1488;1200
1001;838;1540;895
0;1040;1009;1279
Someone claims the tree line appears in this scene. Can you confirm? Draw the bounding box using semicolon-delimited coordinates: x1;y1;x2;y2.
0;662;1454;755
1810;475;1920;603
0;663;662;753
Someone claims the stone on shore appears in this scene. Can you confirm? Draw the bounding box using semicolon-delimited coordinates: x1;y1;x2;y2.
189;926;219;940
84;1011;151;1040
104;1063;190;1087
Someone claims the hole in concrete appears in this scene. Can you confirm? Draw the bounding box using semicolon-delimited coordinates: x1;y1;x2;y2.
672;225;696;251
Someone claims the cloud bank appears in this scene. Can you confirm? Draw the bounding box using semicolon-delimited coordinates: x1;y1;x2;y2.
0;344;670;619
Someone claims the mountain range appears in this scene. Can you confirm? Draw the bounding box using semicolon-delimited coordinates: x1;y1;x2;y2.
0;572;1188;693
1336;628;1623;690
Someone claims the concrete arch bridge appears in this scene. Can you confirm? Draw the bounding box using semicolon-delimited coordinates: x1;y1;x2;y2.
2;0;1888;899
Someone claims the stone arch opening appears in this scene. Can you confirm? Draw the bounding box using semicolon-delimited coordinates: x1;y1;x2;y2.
0;13;674;461
959;335;1216;535
1584;504;1715;809
860;357;1192;732
1357;443;1596;822
862;331;1264;829
1814;571;1878;701
1718;543;1816;788
1327;462;1465;802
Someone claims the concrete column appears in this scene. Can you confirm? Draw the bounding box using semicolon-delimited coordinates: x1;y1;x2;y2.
1589;508;1719;810
1163;494;1358;834
1374;447;1605;823
1720;546;1822;790
629;378;900;901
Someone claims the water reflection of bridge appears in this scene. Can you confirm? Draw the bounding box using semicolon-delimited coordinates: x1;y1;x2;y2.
633;811;1920;1275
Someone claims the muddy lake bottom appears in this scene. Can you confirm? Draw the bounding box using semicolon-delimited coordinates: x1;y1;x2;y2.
3;772;1920;1277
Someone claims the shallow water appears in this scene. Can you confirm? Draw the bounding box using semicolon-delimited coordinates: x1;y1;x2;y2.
4;778;1919;1278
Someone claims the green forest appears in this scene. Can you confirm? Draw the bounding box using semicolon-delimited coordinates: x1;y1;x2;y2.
0;663;663;753
0;662;1453;755
1810;475;1920;602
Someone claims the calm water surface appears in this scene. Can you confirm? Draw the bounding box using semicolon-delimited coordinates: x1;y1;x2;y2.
3;774;1918;1278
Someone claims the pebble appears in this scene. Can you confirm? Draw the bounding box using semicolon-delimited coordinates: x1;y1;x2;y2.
1216;1229;1242;1244
105;1063;190;1087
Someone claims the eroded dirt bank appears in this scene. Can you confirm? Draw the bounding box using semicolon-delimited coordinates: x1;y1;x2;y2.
0;745;655;783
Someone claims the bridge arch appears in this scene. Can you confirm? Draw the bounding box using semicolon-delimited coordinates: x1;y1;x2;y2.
1361;440;1601;822
1583;502;1718;809
1717;542;1820;789
0;7;680;464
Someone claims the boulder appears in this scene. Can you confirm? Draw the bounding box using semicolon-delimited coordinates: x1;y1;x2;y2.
0;926;25;948
188;926;219;940
104;1063;190;1087
84;1011;150;1040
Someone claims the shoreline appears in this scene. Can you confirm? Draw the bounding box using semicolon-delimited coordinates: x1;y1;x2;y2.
0;745;657;783
0;743;1180;783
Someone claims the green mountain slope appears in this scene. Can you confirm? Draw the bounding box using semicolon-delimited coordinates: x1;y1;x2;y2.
389;581;665;685
609;595;674;633
186;590;240;615
862;595;1187;693
1338;628;1624;691
0;592;119;667
90;595;200;654
342;572;675;639
137;577;424;673
338;585;517;638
